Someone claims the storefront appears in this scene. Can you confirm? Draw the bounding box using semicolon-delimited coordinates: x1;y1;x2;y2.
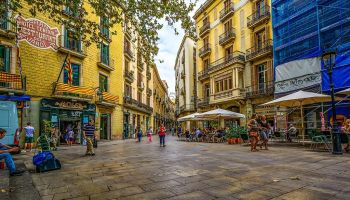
40;98;96;144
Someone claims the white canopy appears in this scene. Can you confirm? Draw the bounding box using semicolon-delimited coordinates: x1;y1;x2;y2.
177;113;200;122
336;88;350;95
196;108;245;119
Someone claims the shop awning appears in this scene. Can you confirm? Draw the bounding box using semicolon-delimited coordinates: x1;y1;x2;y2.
102;92;119;103
0;95;31;101
55;82;95;96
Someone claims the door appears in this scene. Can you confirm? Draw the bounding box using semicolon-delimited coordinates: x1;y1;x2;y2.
100;114;110;140
123;113;130;139
257;63;267;91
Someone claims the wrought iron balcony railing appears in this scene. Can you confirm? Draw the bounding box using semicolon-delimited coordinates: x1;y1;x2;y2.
220;4;235;21
219;27;236;46
247;5;271;28
58;35;87;58
209;51;245;73
0;15;16;38
123;96;153;114
245;81;274;98
199;43;211;58
246;39;273;61
199;22;210;37
124;70;134;83
197;98;209;107
198;68;210;81
124;46;134;60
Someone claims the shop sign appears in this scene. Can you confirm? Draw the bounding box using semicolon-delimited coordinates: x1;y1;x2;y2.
41;99;96;112
275;73;321;94
55;101;84;110
16;16;59;50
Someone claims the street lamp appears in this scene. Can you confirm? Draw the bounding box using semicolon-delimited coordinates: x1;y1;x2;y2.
321;51;342;155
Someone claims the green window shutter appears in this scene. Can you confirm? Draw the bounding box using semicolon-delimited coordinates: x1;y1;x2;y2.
72;64;80;86
3;46;10;72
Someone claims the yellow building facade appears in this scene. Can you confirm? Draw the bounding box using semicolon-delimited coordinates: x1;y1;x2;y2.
194;0;273;124
0;2;124;142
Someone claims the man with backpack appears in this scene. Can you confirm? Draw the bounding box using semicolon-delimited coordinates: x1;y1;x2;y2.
83;120;96;156
0;128;24;176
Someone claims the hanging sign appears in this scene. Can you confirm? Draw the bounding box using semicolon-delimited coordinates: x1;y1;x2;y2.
16;16;59;50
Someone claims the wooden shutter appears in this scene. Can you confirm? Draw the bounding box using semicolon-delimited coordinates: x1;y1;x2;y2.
251;65;256;87
266;60;273;83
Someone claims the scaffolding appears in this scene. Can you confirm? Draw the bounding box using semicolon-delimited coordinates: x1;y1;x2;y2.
272;0;350;66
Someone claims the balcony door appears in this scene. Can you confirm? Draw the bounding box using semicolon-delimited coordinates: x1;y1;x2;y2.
124;84;132;98
224;19;232;33
225;46;233;61
203;36;209;47
224;0;231;10
257;63;267;91
204;83;210;99
256;0;266;17
0;45;10;72
255;29;266;50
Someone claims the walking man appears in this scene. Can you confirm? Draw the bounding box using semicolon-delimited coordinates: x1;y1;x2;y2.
0;128;24;176
83;120;96;156
159;124;166;147
24;122;35;152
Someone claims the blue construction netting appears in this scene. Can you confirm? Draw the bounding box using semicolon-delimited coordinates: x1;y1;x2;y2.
272;0;350;91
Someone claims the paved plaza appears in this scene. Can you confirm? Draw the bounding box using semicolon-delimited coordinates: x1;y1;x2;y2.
8;136;350;200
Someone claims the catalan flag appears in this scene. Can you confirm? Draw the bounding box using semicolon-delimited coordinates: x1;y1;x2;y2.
64;54;73;85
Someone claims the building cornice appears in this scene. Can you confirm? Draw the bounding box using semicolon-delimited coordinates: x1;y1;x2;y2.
193;0;216;20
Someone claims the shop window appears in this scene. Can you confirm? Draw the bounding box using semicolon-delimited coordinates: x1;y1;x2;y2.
64;63;80;86
100;16;109;38
64;29;81;52
99;74;108;92
101;43;109;65
0;45;10;72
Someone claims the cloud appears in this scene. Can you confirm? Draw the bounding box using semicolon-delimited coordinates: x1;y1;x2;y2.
156;0;206;94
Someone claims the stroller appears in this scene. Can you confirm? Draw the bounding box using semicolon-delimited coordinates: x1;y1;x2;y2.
33;135;61;173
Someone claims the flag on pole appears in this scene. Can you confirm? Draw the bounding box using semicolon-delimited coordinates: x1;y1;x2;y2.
64;54;73;85
16;26;23;77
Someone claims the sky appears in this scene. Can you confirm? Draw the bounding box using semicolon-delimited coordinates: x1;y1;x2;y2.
155;0;206;95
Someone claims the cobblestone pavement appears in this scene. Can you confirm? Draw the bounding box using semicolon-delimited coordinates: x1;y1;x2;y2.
13;136;350;200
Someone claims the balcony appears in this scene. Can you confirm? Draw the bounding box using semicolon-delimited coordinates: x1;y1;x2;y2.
197;98;209;108
181;71;185;79
220;5;235;21
96;92;119;107
247;5;271;29
198;68;210;81
0;72;26;94
0;15;16;38
147;88;152;96
219;28;236;46
124;96;153;114
124;26;132;39
199;22;210;37
137;62;144;72
52;82;94;102
124;46;134;60
124;70;134;83
179;104;195;113
246;39;273;61
199;43;211;58
97;55;115;71
245;81;274;98
137;81;145;91
146;70;151;80
58;35;87;59
211;88;244;103
209;51;245;74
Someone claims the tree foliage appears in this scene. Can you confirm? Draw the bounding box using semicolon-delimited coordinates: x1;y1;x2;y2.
0;0;197;64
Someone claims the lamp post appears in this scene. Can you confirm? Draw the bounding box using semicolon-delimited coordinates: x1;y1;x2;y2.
322;51;342;155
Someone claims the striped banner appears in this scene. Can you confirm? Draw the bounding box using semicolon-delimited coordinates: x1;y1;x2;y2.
55;82;95;96
0;72;21;83
102;92;119;103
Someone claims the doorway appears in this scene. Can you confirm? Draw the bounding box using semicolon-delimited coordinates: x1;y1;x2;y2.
100;114;111;140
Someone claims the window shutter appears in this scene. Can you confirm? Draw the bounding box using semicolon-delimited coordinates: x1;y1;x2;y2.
251;65;256;87
4;47;10;72
267;60;273;83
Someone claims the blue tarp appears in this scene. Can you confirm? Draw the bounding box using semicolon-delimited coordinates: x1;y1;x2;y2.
0;95;31;101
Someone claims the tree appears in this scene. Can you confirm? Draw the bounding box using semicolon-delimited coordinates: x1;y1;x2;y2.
0;0;197;64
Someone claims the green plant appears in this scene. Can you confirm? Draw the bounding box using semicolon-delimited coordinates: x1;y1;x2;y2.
41;120;52;136
225;125;240;139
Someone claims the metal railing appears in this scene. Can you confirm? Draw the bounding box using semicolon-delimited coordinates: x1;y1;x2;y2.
124;96;153;113
146;70;151;80
124;46;134;59
214;90;233;100
0;72;26;93
245;81;274;98
0;15;16;33
219;27;236;45
137;62;144;71
98;54;115;71
124;70;134;82
58;34;86;56
199;43;211;57
209;52;245;73
246;39;273;61
247;5;271;28
197;98;209;107
199;22;210;36
147;88;152;96
220;4;235;20
198;68;210;80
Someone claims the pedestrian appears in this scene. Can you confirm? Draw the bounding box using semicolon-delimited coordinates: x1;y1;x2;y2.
0;128;24;176
248;114;259;152
67;129;74;146
83;120;96;156
50;126;60;150
24;122;35;152
177;126;182;138
159;124;166;147
147;127;153;142
343;119;350;152
137;127;143;143
258;115;269;150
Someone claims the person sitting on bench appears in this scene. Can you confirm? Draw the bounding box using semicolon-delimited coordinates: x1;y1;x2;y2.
0;128;24;176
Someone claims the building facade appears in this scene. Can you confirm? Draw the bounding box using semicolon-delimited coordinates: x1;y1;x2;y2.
174;36;197;128
194;0;274;125
0;2;123;142
122;29;154;139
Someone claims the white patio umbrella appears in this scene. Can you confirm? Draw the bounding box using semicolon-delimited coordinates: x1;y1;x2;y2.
262;90;343;143
336;87;350;95
195;108;245;119
177;112;200;122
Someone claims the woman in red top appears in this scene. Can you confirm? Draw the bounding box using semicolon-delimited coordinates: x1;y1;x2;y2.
159;124;166;147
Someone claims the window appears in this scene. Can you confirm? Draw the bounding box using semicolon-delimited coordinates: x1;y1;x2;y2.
0;3;8;30
100;16;109;38
64;29;81;52
147;96;150;106
224;0;231;10
101;43;109;65
64;63;80;86
256;0;266;17
224;19;232;32
99;74;108;92
137;91;142;102
213;8;217;20
203;17;209;25
203;59;209;70
255;29;265;49
64;0;81;17
125;60;129;71
0;45;10;72
215;76;232;93
204;83;210;98
257;63;267;90
124;84;132;97
203;36;209;46
225;46;233;60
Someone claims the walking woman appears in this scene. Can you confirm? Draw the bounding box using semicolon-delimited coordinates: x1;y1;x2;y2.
248;114;259;152
159;124;166;147
137;127;143;143
258;115;269;150
147;127;153;142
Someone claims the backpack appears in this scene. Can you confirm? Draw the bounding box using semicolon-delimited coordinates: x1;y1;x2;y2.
33;151;54;166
